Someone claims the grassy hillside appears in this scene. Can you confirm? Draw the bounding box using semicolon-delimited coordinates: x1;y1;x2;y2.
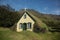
27;11;48;30
0;27;60;40
0;5;60;40
0;5;60;32
19;9;60;32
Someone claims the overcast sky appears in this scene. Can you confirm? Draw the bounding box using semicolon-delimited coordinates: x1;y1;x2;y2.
0;0;60;15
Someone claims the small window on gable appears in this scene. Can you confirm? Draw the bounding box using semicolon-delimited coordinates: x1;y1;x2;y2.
24;14;26;19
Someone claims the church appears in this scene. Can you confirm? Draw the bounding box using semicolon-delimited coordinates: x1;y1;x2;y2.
16;9;35;32
12;8;48;32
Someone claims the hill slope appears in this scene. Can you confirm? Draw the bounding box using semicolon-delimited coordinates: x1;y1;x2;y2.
19;9;60;31
0;5;60;40
0;27;60;40
0;5;60;31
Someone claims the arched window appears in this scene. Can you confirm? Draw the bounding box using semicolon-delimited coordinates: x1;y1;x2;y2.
24;14;26;19
19;23;23;29
27;22;31;29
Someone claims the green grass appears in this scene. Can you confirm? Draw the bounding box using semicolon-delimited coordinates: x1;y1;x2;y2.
0;27;60;40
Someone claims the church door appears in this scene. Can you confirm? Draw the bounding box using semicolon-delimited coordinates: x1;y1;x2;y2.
23;23;27;30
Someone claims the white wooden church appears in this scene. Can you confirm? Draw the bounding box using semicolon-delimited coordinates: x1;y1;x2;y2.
16;9;35;32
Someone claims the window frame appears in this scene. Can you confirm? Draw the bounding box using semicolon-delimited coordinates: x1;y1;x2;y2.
19;23;23;29
27;22;31;29
24;14;26;19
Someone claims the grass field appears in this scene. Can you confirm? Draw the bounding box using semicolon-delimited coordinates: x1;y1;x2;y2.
0;27;60;40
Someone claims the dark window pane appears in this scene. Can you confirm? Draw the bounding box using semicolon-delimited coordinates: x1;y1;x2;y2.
24;14;26;19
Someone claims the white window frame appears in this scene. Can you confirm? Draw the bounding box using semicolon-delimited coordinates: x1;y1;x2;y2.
27;22;31;29
19;23;23;29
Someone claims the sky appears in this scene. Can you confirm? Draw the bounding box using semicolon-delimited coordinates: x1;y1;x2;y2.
0;0;60;15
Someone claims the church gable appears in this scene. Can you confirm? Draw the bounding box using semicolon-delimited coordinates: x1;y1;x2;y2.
17;12;35;23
